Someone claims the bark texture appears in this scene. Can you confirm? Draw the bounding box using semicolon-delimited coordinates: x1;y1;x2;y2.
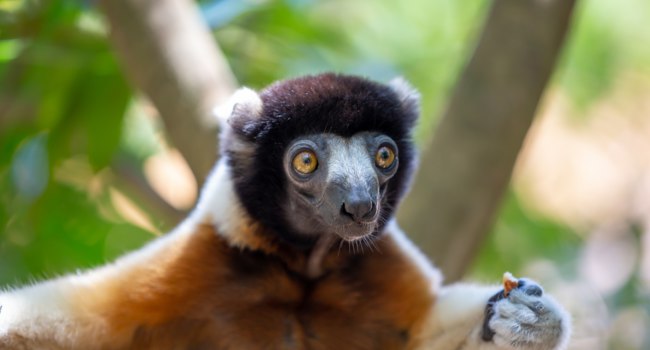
398;0;577;281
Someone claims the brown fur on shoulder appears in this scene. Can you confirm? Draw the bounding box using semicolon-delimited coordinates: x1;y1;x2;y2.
79;223;434;349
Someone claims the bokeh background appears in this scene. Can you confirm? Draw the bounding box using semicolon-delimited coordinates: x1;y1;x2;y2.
1;0;650;348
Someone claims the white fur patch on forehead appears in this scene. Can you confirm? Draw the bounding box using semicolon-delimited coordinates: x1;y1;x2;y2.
212;87;263;127
388;77;421;113
325;136;375;186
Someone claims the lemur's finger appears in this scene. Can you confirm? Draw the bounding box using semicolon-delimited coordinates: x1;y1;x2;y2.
516;278;543;297
495;299;538;324
508;289;551;316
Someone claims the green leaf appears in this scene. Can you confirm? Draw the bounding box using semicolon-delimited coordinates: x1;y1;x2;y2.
80;69;131;171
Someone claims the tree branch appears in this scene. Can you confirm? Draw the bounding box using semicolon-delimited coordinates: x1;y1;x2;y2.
398;0;577;281
98;0;238;186
111;155;186;230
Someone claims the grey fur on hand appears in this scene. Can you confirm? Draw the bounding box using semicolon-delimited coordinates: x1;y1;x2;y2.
482;279;570;350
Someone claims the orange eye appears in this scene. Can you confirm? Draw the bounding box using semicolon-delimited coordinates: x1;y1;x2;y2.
292;150;318;174
375;146;396;169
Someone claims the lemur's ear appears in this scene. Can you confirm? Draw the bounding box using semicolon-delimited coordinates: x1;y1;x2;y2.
388;77;421;126
213;87;264;138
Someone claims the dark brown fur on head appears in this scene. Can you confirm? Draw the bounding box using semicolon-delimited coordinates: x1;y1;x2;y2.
221;73;420;248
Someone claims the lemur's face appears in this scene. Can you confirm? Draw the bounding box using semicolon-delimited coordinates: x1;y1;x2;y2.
282;132;399;241
221;73;420;247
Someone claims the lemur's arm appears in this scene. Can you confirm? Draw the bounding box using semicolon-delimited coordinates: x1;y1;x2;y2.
0;266;117;349
417;282;571;350
384;222;570;350
0;273;108;349
0;221;210;349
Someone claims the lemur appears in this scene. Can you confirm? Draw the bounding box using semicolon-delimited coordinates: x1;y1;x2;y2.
0;74;570;349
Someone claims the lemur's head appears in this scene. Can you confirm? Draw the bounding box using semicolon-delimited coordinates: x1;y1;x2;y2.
219;73;419;247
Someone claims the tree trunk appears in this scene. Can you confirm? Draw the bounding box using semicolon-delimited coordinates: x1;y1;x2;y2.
398;0;577;281
98;0;237;186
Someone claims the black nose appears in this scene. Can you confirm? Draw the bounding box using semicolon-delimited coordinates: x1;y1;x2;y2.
342;199;376;222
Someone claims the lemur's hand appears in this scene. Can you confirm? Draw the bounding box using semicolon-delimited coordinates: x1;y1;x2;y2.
482;279;570;350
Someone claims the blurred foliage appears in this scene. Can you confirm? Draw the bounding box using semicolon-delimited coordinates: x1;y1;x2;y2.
557;0;650;111
208;0;489;134
0;0;152;285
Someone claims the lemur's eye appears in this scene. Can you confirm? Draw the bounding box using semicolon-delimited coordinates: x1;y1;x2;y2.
375;146;396;169
292;150;318;174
